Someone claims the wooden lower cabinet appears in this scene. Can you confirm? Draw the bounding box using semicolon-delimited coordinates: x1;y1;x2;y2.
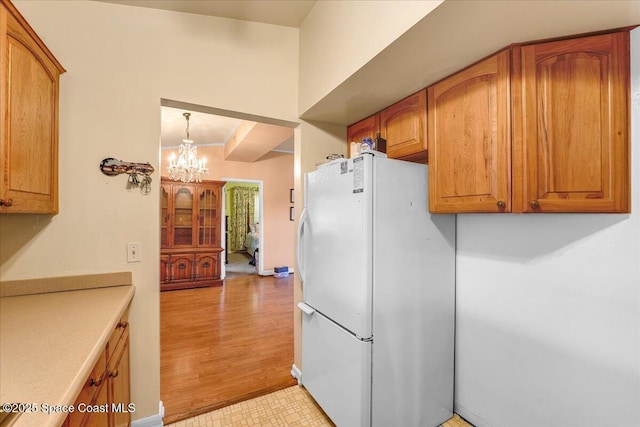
160;251;222;291
169;253;195;284
83;384;109;427
160;255;170;285
64;352;107;427
195;253;220;282
108;328;131;427
64;311;131;427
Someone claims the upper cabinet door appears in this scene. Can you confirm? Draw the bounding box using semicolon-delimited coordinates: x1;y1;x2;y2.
1;5;64;213
380;89;427;162
196;184;221;248
428;50;511;213
347;114;379;158
513;32;630;213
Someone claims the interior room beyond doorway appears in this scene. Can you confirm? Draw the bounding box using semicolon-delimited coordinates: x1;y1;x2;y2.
224;180;262;277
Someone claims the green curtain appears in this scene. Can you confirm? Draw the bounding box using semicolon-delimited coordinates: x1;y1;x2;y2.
230;187;258;251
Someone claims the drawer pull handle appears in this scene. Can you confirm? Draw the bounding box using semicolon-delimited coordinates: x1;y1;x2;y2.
0;199;13;207
90;376;103;387
178;263;187;269
109;369;120;379
203;262;211;268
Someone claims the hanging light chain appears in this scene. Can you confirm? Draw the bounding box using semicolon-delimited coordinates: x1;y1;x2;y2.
184;112;191;140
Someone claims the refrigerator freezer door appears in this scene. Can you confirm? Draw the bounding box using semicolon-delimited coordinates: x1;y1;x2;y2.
302;156;373;338
301;308;372;427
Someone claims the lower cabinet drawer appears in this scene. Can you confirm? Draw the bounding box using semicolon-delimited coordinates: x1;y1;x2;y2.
108;312;129;362
65;351;106;426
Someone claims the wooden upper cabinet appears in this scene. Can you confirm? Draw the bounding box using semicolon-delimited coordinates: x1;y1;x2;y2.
428;50;511;213
380;89;427;162
0;0;65;214
428;30;630;214
512;31;630;213
347;114;379;158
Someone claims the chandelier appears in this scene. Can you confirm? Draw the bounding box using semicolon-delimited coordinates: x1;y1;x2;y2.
167;112;209;183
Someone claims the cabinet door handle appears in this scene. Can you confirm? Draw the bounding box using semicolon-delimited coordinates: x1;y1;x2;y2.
90;376;103;387
117;321;129;330
529;200;540;209
203;262;211;268
109;369;120;379
496;200;505;209
0;199;13;207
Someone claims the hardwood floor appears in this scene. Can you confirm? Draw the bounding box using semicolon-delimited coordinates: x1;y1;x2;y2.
160;274;297;425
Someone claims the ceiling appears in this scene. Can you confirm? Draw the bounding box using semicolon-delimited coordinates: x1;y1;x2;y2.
106;1;640;159
161;106;295;161
95;0;316;28
95;1;309;161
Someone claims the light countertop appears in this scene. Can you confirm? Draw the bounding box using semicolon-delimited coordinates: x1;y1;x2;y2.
0;285;135;427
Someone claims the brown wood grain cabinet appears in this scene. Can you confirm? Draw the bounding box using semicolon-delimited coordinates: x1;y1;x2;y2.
161;178;225;291
64;311;131;427
64;351;107;427
0;0;65;213
380;89;428;162
346;89;427;162
428;30;630;213
512;31;630;213
107;316;131;427
346;114;379;158
428;50;511;213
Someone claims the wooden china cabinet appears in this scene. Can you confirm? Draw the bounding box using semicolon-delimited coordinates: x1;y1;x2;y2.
160;178;225;291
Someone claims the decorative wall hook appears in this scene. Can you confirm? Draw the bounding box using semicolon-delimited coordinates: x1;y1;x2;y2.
100;158;155;195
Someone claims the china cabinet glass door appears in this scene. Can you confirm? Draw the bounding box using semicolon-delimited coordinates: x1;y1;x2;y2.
173;186;194;247
198;187;218;247
160;186;169;248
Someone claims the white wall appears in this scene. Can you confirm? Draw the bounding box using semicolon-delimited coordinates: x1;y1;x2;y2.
454;28;640;427
298;0;441;116
0;0;298;421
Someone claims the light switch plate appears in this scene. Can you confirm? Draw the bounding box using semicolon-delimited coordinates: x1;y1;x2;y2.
127;242;142;263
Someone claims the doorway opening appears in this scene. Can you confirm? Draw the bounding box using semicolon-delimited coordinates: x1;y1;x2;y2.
222;179;263;278
158;98;298;424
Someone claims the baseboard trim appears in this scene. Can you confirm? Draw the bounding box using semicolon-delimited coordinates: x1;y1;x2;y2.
454;402;492;427
131;401;164;427
260;268;295;277
291;364;302;385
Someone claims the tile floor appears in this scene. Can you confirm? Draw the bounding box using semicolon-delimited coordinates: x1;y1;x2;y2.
166;385;473;427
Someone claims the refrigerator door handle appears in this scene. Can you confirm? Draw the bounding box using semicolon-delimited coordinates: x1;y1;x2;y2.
296;208;308;283
297;302;315;315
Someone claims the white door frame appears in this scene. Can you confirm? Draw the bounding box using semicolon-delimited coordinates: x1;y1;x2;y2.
221;178;264;277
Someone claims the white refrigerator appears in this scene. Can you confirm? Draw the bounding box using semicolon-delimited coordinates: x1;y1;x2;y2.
296;152;456;427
